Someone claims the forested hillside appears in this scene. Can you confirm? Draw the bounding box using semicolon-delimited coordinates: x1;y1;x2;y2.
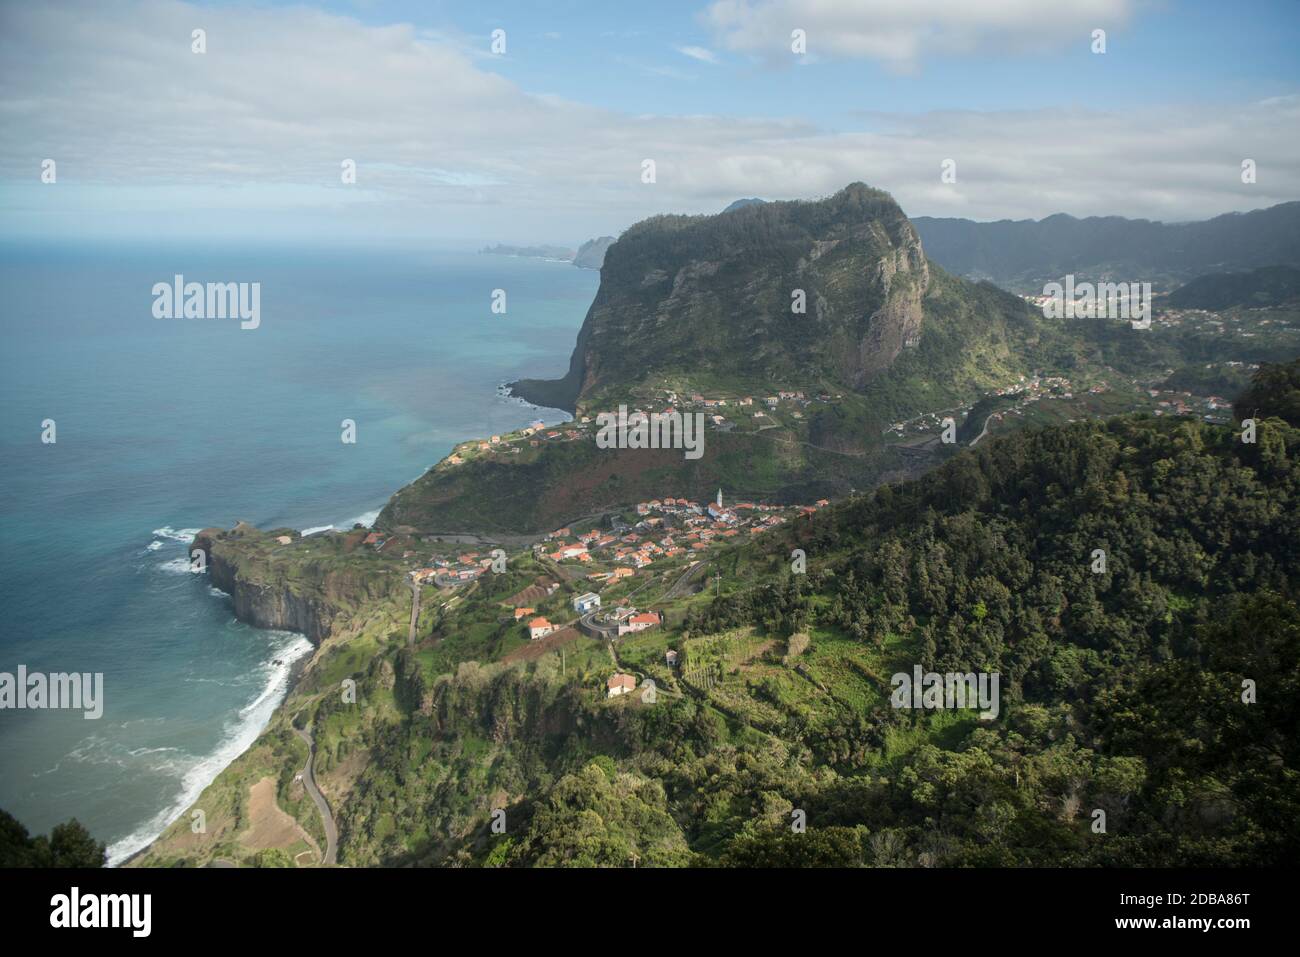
230;409;1297;868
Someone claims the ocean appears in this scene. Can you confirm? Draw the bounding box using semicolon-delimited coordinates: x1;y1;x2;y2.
0;240;596;864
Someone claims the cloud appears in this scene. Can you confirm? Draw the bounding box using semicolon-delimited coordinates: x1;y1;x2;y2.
675;44;719;64
0;0;1294;244
703;0;1134;69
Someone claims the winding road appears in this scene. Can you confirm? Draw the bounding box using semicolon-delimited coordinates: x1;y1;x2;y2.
294;726;338;866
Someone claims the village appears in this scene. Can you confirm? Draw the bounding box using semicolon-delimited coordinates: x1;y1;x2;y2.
440;386;842;470
378;486;833;702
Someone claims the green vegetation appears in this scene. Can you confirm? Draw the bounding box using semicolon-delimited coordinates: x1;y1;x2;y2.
1234;357;1300;427
0;808;106;867
1168;265;1300;310
142;404;1300;867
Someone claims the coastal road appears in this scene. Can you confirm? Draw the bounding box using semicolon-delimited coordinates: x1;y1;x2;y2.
294;726;338;866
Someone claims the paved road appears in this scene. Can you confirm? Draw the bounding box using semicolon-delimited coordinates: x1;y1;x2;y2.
407;579;421;644
968;412;1001;448
294;726;338;866
656;557;713;605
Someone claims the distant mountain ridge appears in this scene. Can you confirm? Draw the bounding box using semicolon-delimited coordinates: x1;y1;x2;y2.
481;237;617;270
1167;264;1300;310
573;236;616;270
913;201;1300;291
481;242;575;260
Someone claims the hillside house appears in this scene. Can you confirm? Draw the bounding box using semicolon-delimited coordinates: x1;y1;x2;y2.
619;611;661;636
607;673;636;698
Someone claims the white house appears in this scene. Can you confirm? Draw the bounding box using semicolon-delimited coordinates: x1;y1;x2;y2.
573;592;601;614
618;611;661;636
607;673;636;698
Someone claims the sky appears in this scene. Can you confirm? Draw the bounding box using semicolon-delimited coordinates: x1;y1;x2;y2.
1;0;1298;246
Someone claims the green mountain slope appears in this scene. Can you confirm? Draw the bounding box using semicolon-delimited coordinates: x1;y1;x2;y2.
141;409;1300;868
1168;265;1300;310
381;185;1089;535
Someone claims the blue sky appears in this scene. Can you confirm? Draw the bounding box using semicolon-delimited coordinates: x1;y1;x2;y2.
264;0;1300;118
2;0;1298;244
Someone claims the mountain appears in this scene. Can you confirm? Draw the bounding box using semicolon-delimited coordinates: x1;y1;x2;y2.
913;202;1300;292
573;236;616;270
723;197;767;213
512;183;977;414
1167;264;1300;310
382;184;1082;534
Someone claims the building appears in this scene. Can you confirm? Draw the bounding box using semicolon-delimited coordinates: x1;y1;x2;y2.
665;649;679;667
573;592;601;614
607;673;636;698
528;617;555;641
513;606;536;620
619;611;661;636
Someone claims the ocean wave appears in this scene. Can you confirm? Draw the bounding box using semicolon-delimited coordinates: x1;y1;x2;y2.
152;527;201;543
157;557;200;575
301;507;381;536
104;630;314;867
343;509;380;529
146;541;164;552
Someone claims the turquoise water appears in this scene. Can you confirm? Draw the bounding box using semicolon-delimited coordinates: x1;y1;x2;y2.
0;240;595;863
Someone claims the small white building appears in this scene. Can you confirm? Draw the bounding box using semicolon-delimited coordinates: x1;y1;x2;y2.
573;592;601;614
618;612;661;636
607;673;636;698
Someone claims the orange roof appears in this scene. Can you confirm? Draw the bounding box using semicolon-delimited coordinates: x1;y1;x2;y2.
514;607;536;619
529;617;551;628
607;673;636;690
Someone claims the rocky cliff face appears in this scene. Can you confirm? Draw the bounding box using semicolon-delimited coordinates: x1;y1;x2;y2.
573;236;616;270
192;525;402;644
510;183;931;411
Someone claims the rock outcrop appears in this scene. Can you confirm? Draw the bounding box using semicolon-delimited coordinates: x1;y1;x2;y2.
510;183;931;412
192;525;403;644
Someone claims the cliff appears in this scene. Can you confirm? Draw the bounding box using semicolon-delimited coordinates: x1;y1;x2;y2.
573;236;616;270
192;524;406;643
511;183;931;413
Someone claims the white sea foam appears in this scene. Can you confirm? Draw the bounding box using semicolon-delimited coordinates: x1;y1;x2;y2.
344;509;380;528
157;557;200;574
300;525;333;536
104;630;314;867
152;527;201;543
146;541;164;552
